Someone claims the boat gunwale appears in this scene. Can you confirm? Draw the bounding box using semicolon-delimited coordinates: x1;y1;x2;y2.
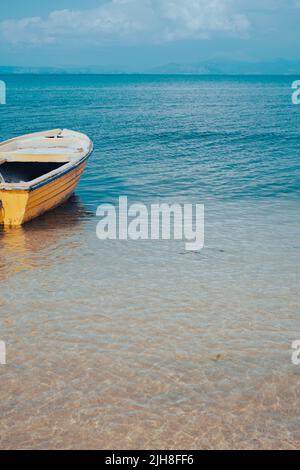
0;129;63;150
0;130;93;192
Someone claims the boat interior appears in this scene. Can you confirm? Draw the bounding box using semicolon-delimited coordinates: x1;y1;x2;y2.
0;129;91;184
0;162;65;184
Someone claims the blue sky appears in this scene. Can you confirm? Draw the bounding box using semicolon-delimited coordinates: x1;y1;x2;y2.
1;0;300;68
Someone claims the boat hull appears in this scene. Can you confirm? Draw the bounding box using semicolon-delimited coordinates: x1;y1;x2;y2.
0;158;88;226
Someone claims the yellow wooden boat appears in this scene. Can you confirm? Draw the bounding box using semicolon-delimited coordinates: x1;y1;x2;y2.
0;129;93;226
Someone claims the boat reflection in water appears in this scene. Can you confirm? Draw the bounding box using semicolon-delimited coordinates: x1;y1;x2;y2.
0;195;91;282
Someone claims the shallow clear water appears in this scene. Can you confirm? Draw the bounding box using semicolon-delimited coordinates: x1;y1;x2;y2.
0;75;300;449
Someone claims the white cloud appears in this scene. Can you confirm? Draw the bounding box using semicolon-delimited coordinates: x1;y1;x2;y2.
0;0;250;45
157;0;249;40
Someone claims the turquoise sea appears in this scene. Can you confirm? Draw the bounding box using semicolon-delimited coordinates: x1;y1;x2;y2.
0;75;299;449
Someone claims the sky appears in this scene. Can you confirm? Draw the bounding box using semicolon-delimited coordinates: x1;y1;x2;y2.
0;0;300;68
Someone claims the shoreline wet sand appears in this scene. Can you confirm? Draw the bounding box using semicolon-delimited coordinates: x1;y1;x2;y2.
1;201;299;450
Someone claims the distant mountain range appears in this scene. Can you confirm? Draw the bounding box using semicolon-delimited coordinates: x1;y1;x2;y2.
0;66;127;74
149;59;300;75
1;59;300;75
